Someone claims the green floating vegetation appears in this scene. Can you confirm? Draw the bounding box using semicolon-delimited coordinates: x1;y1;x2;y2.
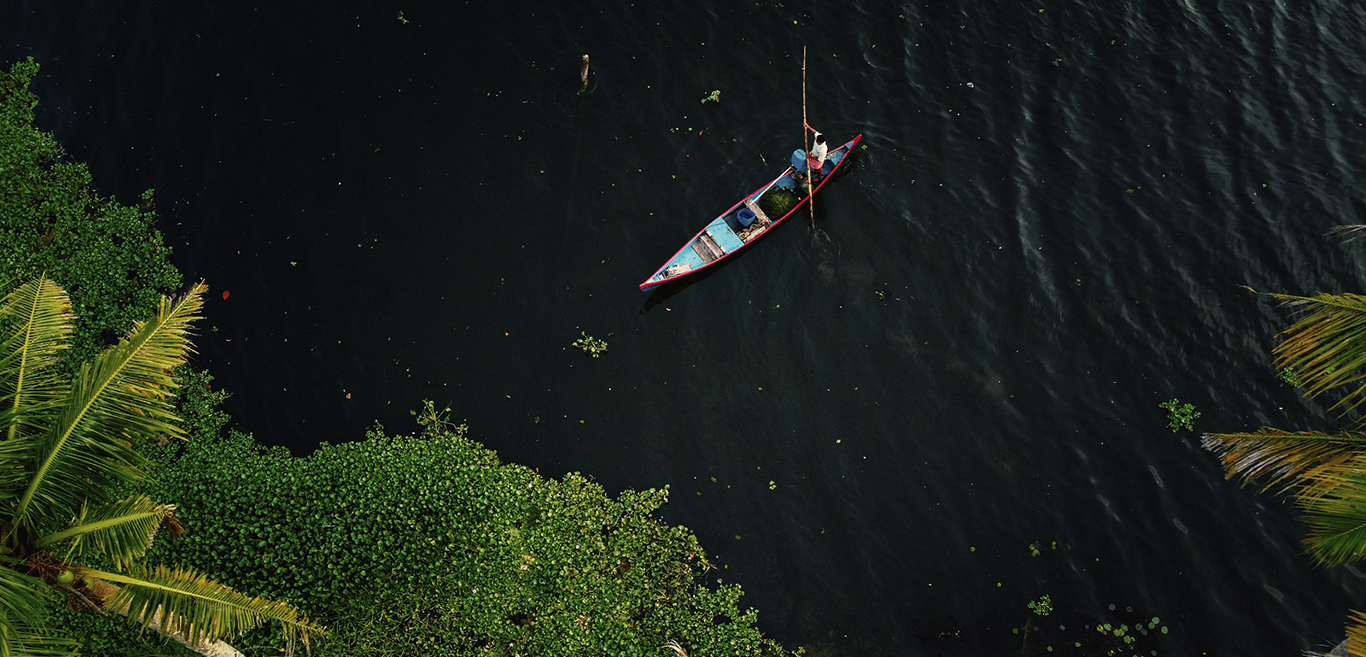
759;185;800;219
0;57;181;376
572;331;608;357
701;89;721;104
1277;366;1304;387
1001;593;1168;657
132;401;788;656
1159;398;1199;432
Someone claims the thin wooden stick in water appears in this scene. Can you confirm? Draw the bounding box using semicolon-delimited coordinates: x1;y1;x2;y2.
579;55;590;95
803;46;813;228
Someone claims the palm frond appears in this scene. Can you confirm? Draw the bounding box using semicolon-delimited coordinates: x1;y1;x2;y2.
1270;293;1366;418
34;495;177;569
0;626;81;657
9;283;206;535
1201;429;1366;492
1293;467;1366;567
0;275;73;444
86;563;326;652
1329;224;1366;244
1347;609;1366;657
0;563;81;657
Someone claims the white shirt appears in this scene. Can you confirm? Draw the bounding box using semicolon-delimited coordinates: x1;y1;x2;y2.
810;138;828;165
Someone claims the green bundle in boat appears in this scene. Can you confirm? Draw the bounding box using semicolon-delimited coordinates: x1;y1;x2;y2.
758;186;800;219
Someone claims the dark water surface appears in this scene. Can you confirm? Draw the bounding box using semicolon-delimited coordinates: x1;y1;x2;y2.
6;1;1366;654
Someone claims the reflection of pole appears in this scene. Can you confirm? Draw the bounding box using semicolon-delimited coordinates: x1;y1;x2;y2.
803;46;813;228
579;55;590;96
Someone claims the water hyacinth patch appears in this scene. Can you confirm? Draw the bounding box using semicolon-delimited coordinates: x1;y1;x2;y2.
1158;398;1199;432
0;58;181;377
572;331;608;357
131;401;788;656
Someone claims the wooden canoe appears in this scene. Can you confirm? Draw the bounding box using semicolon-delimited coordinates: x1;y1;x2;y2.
639;134;862;291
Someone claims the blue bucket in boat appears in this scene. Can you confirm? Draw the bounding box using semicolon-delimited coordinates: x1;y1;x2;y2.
791;149;807;170
737;208;756;227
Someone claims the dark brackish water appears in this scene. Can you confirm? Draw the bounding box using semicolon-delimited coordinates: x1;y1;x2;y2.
6;1;1366;654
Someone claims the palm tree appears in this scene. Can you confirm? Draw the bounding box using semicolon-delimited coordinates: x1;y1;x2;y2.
0;275;325;656
1204;292;1366;656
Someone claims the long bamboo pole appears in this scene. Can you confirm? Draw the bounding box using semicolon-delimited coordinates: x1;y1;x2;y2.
803;46;813;228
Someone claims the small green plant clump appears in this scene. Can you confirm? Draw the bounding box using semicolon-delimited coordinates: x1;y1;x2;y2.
1277;366;1304;387
1028;594;1053;616
701;89;720;103
1159;398;1200;432
572;331;608;357
759;185;800;218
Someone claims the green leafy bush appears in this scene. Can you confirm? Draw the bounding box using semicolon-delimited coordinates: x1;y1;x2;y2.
170;365;231;441
139;402;790;656
0;57;181;373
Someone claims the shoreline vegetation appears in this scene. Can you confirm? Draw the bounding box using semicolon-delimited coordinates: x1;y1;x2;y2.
1;57;789;656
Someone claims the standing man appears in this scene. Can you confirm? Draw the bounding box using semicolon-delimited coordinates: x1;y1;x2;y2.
804;123;828;179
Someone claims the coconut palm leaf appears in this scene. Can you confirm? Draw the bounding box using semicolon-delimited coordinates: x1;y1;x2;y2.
1347;609;1366;657
0;564;80;657
85;563;325;653
33;495;177;569
8;283;205;536
1294;467;1366;567
1270;293;1366;418
1201;429;1366;492
0;275;73;444
1329;224;1366;244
